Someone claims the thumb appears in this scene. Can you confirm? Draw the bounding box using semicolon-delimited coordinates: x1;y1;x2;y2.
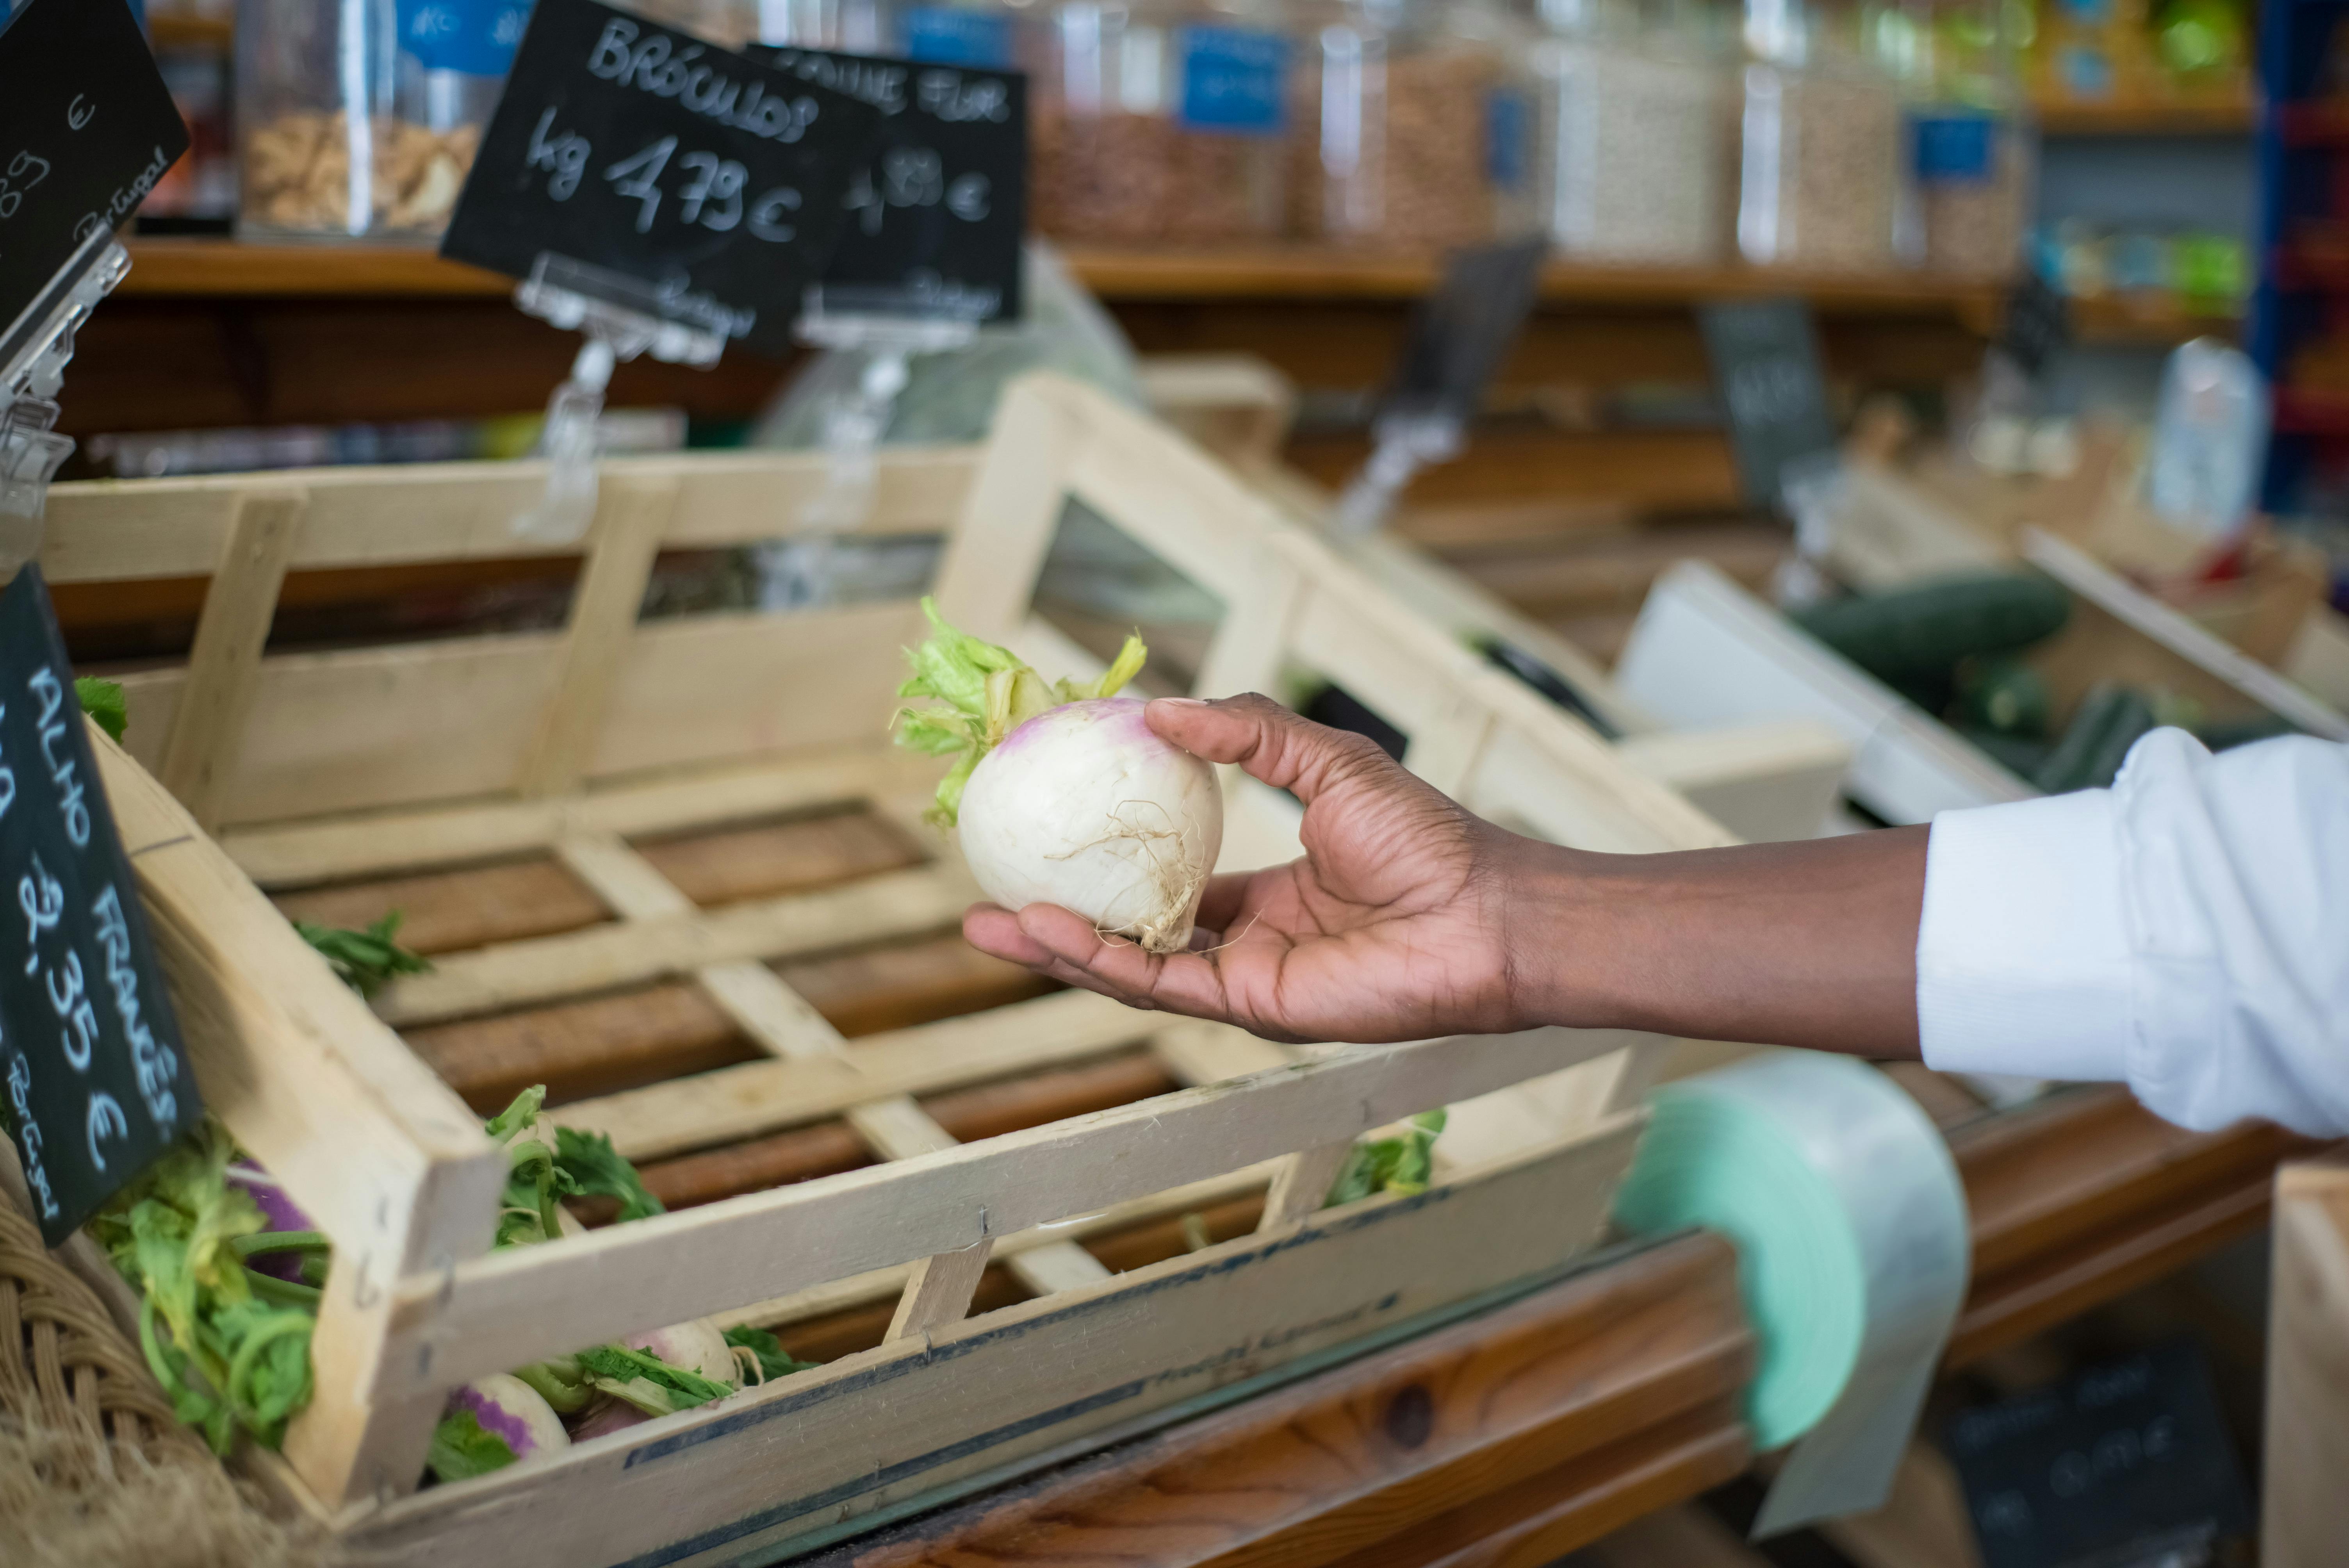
1144;692;1397;807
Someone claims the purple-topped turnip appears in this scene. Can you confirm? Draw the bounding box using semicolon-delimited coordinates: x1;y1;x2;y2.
893;600;1221;954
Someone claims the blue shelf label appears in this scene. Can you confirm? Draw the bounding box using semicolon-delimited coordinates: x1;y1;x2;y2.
1178;26;1286;135
1487;86;1529;191
1913;110;1996;183
397;0;534;77
901;7;1014;69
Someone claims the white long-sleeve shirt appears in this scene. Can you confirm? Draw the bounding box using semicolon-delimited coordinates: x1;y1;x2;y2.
1916;727;2349;1137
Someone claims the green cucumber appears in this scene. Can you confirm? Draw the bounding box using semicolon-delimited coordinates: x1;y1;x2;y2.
2034;683;2157;793
1952;656;2054;738
1793;572;2072;689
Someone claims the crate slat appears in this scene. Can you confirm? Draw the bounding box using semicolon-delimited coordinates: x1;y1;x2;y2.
224;746;931;888
41;445;980;582
374;1024;1643;1399
374;862;978;1026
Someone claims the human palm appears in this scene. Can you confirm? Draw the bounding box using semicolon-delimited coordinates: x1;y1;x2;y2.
961;694;1531;1044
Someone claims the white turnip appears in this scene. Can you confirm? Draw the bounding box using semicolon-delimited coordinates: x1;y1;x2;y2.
446;1374;570;1463
894;600;1222;954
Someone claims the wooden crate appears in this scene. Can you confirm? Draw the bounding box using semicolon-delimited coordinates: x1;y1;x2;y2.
50;372;1734;1566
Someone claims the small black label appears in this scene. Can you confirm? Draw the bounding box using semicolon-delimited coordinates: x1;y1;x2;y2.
438;0;885;358
0;565;201;1247
749;45;1026;324
0;0;189;368
1698;298;1840;513
1944;1337;2254;1568
1381;238;1549;425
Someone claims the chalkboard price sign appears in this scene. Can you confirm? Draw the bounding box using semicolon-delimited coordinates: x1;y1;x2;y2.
0;0;190;372
1944;1337;2253;1568
1698;298;1841;513
0;566;201;1247
750;45;1027;323
439;0;886;358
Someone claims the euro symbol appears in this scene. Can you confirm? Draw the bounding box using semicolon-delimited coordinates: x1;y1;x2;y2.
67;96;94;131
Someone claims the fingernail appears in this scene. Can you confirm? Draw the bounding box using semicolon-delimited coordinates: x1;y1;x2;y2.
1152;697;1211;707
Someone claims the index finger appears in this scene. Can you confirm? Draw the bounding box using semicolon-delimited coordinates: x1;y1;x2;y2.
1144;693;1397;808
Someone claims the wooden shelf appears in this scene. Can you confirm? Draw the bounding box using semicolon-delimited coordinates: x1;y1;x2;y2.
2066;291;2244;346
785;1233;1756;1568
146;12;234;50
115;238;2007;320
119;238;512;298
2035;92;2258;136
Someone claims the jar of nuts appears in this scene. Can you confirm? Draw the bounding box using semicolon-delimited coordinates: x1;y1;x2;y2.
1731;0;1906;273
237;0;529;240
1287;0;1538;251
1530;0;1731;265
1025;0;1292;246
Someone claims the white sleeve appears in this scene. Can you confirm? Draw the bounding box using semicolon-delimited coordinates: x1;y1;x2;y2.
1915;727;2349;1137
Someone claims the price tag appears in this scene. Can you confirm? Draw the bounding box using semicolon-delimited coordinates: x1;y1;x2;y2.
0;565;201;1247
1944;1337;2254;1568
1698;298;1840;512
750;44;1025;323
439;0;885;358
0;0;189;373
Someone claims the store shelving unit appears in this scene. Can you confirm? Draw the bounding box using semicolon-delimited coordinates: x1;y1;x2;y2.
2254;0;2349;510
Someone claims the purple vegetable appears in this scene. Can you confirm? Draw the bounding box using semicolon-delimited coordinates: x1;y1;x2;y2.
569;1397;649;1443
448;1374;570;1462
228;1159;315;1282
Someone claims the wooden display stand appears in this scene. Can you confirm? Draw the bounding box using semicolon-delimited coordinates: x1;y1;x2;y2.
46;372;1765;1564
2263;1151;2349;1568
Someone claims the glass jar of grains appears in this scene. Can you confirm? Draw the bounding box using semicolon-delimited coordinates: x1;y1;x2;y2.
1731;0;1906;272
1531;0;1730;265
1287;0;1536;251
1878;0;2033;277
752;0;890;50
238;0;530;240
1022;0;1292;246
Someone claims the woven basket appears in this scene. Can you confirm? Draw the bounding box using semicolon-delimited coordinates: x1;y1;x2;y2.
0;1196;196;1470
0;1187;335;1568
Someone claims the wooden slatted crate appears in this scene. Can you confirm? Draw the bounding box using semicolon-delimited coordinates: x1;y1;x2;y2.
49;373;1738;1566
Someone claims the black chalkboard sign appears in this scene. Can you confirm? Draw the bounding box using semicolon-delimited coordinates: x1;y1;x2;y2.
0;566;201;1246
1381;238;1549;425
0;0;189;372
439;0;885;358
2000;273;2072;383
1944;1337;2253;1568
749;45;1026;323
1698;298;1840;513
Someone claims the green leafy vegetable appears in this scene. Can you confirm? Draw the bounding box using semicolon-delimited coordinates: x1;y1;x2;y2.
511;1356;596;1415
722;1325;819;1386
427;1408;519;1482
74;676;128;742
88;1121;315;1453
891;596;1146;827
1322;1110;1447;1210
294;911;432;999
576;1344;735;1416
556;1126;666;1222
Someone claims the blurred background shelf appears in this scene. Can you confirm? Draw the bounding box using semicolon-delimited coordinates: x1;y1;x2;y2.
2034;91;2260;136
114;239;2010;320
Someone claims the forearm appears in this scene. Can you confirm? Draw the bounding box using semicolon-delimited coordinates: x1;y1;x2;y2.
1515;827;1930;1057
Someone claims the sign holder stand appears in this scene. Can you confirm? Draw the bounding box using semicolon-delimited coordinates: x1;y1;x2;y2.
755;300;978;608
1331;412;1464;538
508;252;728;543
0;236;130;570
